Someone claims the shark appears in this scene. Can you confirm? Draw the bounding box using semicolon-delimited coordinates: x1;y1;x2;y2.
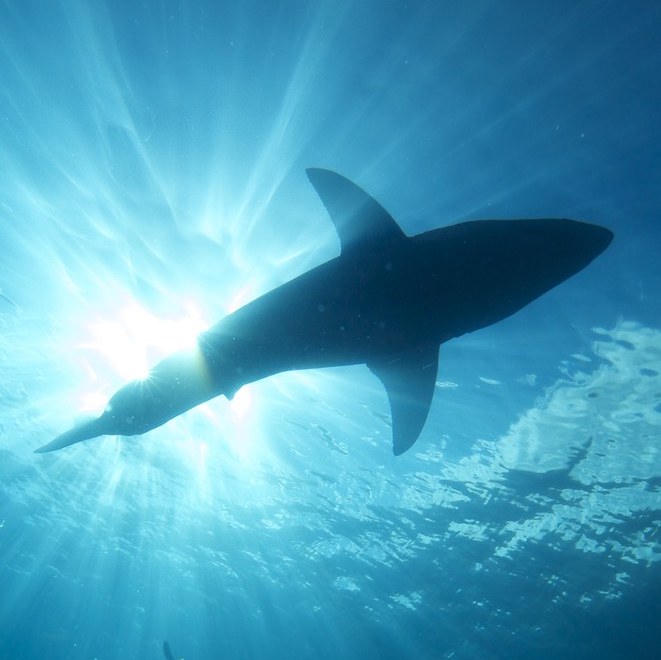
35;169;612;456
163;641;176;660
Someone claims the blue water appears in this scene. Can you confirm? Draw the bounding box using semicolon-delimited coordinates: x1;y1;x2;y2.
1;1;660;659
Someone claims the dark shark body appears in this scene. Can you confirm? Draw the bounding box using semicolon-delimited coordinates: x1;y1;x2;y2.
163;641;175;660
36;169;612;456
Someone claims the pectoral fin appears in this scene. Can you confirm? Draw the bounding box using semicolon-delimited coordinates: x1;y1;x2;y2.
368;344;440;455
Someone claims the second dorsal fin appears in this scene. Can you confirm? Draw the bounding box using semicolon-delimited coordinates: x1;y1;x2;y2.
306;168;406;254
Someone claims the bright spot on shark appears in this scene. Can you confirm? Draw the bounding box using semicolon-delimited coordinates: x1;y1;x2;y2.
84;300;208;381
75;299;209;413
72;296;260;460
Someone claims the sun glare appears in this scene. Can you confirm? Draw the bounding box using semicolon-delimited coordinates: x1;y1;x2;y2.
228;386;254;419
80;299;209;382
72;298;262;465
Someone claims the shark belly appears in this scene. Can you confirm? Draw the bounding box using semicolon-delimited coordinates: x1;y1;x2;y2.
198;255;418;396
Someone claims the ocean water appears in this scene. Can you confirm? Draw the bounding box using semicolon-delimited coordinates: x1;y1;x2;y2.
1;1;660;659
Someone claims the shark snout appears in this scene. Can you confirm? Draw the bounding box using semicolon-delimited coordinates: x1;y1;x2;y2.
538;218;613;267
581;221;613;255
570;222;614;270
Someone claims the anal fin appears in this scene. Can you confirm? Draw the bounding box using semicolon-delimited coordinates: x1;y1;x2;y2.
368;343;440;455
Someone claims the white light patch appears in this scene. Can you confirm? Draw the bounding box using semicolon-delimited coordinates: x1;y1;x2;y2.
228;386;254;420
79;390;109;415
81;299;208;382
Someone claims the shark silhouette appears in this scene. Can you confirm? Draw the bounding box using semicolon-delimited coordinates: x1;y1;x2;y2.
163;641;174;660
163;641;177;660
35;169;612;456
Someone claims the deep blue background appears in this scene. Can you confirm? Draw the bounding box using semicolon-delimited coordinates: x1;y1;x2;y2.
1;1;660;659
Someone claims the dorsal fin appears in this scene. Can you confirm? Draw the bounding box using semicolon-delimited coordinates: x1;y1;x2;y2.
306;168;406;254
368;343;440;455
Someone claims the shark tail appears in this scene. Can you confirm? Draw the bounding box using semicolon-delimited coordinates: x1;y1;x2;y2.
35;415;106;453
